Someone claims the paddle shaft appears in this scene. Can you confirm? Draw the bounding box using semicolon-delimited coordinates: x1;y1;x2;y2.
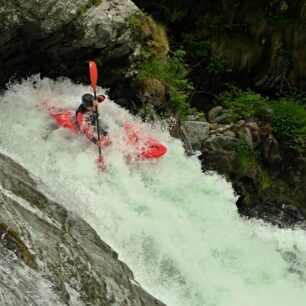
93;90;102;156
88;61;103;161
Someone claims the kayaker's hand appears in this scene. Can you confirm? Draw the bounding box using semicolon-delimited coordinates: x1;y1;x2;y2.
96;140;103;146
96;137;112;147
97;95;105;103
93;100;99;107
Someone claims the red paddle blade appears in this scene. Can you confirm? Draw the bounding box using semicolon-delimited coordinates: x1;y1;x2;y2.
88;61;98;92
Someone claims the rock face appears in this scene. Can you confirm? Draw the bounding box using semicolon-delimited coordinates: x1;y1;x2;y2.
182;121;210;151
200;135;240;176
0;153;164;306
0;0;140;105
183;105;306;228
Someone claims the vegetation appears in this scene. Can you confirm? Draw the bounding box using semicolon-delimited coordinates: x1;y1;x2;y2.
218;86;270;120
218;86;306;154
131;1;306;216
133;0;306;95
137;50;192;114
271;99;306;153
132;2;306;153
130;14;192;115
236;138;259;174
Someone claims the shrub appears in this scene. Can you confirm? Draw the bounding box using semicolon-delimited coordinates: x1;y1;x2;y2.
138;50;193;114
206;55;226;75
218;87;270;120
271;99;306;153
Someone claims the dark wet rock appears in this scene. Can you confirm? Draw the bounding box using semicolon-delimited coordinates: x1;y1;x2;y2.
0;0;141;108
202;135;239;152
237;196;306;228
200;135;240;176
262;134;282;168
200;150;240;176
0;153;165;306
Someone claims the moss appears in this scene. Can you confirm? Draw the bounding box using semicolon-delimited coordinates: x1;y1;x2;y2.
141;77;166;96
236;138;259;175
0;223;37;270
130;14;192;115
137;50;192;114
258;172;273;190
243;194;252;205
131;14;169;59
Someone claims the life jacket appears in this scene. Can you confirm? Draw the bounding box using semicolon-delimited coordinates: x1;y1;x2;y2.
75;104;108;143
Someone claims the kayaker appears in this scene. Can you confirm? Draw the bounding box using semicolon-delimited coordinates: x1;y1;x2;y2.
76;93;110;146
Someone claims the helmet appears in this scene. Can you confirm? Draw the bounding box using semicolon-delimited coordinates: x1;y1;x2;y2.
81;93;94;108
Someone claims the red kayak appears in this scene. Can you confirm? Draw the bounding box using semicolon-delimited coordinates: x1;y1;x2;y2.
46;105;167;160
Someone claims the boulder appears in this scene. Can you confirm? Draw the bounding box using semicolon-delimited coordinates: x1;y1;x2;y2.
262;134;282;168
207;106;233;124
238;127;253;149
200;135;240;176
182;121;210;150
0;0;140;106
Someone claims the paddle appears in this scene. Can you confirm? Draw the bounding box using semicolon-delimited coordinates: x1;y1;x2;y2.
88;61;105;169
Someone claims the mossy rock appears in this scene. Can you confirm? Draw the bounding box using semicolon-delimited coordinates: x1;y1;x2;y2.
141;77;166;97
131;14;169;59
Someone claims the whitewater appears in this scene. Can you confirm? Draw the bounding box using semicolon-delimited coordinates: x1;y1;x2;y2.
0;76;306;306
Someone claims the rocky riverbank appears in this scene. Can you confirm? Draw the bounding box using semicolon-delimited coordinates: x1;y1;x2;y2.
180;105;306;228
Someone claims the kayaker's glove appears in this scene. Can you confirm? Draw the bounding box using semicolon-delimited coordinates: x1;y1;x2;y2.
97;95;105;103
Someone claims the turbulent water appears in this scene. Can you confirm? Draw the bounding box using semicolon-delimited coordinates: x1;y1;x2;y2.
0;76;306;306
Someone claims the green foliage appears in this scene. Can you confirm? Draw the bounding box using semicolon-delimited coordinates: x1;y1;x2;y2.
185;107;206;120
169;9;186;24
206;56;226;75
181;33;210;59
128;15;140;28
276;90;306;106
138;50;193;114
236;138;259;173
219;86;306;153
271;99;306;153
218;86;270;120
